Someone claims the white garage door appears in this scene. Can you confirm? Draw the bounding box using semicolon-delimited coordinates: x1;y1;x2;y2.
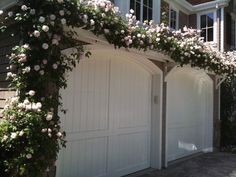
166;68;213;162
57;52;152;177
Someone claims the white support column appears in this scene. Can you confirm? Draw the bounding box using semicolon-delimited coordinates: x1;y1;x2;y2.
220;7;225;52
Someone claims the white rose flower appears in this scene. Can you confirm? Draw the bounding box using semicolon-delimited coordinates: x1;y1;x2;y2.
30;9;35;15
7;72;13;78
18;103;25;109
23;99;30;105
41;128;47;133
36;102;42;109
25;104;32;110
26;154;32;159
59;10;65;16
130;9;134;14
42;25;49;32
2;135;8;142
42;59;48;65
23;44;30;49
61;18;66;25
39;70;45;75
22;66;31;73
28;90;35;96
19;131;24;136
90;19;95;26
52;39;59;45
50;14;56;21
39;16;45;23
46;112;53;121
156;38;160;42
11;132;17;139
33;30;40;38
18;54;27;63
8;11;13;17
21;5;28;11
52;63;58;69
57;132;63;137
34;65;40;71
42;43;49;50
0;10;4;15
32;103;38;110
104;29;109;34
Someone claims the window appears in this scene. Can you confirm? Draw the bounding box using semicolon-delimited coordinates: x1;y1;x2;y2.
130;0;153;21
200;13;214;42
169;8;178;30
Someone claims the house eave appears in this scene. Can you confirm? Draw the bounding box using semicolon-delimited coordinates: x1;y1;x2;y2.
165;0;230;15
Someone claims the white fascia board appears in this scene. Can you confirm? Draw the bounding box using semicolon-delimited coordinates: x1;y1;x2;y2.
0;0;18;10
165;0;230;15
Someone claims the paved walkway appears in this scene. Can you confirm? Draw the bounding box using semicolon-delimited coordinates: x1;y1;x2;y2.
126;153;236;177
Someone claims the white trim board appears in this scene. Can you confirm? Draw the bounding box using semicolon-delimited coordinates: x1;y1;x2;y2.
165;0;229;15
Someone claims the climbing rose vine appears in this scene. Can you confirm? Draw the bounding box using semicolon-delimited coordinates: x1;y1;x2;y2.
0;0;235;176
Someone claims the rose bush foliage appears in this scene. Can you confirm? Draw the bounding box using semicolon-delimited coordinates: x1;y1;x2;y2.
0;0;235;176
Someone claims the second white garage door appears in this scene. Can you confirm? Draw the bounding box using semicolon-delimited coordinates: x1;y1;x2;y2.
57;51;152;177
166;67;213;162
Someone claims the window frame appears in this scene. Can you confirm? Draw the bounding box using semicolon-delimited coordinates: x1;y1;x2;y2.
197;10;217;43
130;0;154;22
169;5;179;30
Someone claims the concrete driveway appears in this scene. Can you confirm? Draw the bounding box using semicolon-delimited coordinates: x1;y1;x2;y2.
126;153;236;177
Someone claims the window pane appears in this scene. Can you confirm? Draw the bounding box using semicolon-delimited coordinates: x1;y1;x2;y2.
143;0;148;6
207;13;214;27
149;0;153;8
130;0;135;11
148;8;153;20
136;1;141;20
201;15;206;28
171;10;176;19
170;20;176;30
201;29;207;42
143;6;148;21
207;28;213;41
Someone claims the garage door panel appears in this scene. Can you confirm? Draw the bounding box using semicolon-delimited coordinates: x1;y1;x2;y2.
110;59;151;129
66;58;110;133
168;126;204;161
114;132;150;176
58;137;108;177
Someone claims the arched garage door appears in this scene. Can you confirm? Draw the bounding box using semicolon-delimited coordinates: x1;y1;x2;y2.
166;67;213;162
57;49;162;177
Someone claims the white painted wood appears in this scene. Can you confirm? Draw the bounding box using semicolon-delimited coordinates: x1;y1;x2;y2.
165;67;213;162
57;49;163;177
150;75;162;169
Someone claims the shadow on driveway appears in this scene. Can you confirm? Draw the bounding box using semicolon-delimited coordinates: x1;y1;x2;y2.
125;153;236;177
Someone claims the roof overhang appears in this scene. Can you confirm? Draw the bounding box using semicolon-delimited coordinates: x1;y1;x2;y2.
165;0;230;15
